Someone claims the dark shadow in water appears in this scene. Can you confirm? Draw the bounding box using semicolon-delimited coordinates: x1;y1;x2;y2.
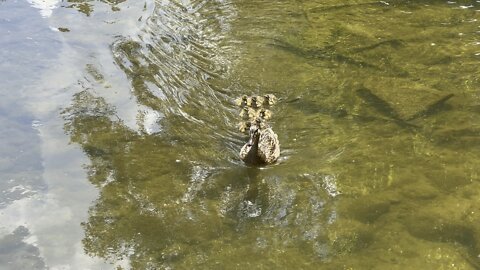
356;88;403;121
286;87;426;130
355;87;456;130
270;38;381;70
269;38;410;77
286;97;349;119
308;1;385;13
405;218;480;269
287;86;457;135
406;93;454;121
355;87;421;129
350;39;406;53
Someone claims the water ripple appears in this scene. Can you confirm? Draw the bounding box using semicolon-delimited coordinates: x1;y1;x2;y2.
110;0;244;164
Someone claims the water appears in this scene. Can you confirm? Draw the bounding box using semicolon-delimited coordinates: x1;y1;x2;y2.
1;0;479;269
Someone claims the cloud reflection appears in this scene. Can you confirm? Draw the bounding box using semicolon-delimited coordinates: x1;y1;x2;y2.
26;0;60;18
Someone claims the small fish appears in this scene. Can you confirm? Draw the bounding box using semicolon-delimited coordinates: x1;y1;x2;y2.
407;94;454;121
351;39;405;53
289;98;349;118
270;39;381;70
430;127;480;147
356;87;419;129
356;87;402;120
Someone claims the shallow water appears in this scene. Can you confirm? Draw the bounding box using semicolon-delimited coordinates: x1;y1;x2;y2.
1;0;479;269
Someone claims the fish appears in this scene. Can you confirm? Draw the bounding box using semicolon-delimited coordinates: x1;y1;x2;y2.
270;39;381;70
288;98;348;118
351;39;405;53
288;89;423;129
356;88;402;120
355;88;419;129
308;2;383;13
407;94;454;121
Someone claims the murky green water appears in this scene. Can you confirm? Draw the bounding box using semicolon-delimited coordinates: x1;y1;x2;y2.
1;0;480;269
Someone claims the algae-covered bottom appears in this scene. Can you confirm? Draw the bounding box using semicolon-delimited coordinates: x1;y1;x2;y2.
0;0;479;269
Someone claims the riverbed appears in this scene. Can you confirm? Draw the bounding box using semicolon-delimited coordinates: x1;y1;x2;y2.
1;0;479;269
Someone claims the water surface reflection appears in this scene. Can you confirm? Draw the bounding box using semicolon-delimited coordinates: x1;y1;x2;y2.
1;0;480;269
65;0;480;268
